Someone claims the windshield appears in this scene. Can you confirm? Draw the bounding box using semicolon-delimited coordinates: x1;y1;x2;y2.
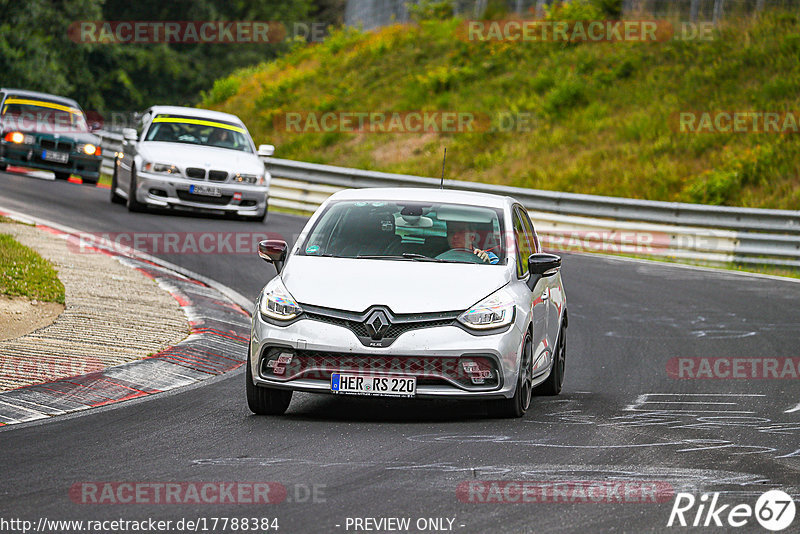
144;114;253;152
300;200;507;265
1;97;89;133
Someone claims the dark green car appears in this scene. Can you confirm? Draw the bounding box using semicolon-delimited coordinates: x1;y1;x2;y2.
0;88;103;184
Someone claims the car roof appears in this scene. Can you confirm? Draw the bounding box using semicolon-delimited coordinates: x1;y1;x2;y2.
146;105;245;125
0;88;81;108
326;187;515;210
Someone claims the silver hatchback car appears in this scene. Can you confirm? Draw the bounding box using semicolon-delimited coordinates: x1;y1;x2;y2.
247;188;567;417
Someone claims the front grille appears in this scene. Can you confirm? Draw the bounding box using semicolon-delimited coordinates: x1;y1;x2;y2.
259;348;500;390
185;167;206;179
39;139;73;152
208;170;228;182
305;312;455;345
302;305;458;347
176;190;232;205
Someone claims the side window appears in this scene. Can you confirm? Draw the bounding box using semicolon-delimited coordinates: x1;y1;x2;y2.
136;111;151;139
513;207;533;278
520;209;540;253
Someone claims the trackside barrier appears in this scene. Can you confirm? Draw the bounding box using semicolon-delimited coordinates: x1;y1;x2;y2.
95;132;800;268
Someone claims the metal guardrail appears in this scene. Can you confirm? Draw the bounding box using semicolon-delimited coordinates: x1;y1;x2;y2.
96;130;123;177
95;132;800;268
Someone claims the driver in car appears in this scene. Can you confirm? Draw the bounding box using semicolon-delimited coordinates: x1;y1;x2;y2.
444;220;499;264
208;128;234;148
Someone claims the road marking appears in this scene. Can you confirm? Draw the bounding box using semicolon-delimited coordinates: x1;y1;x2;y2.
785;402;800;414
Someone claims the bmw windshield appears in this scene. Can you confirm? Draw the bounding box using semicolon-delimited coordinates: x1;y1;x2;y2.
300;200;508;265
144;114;253;152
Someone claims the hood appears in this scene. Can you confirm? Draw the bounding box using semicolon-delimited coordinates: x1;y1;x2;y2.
281;256;512;314
139;141;263;174
3;121;99;143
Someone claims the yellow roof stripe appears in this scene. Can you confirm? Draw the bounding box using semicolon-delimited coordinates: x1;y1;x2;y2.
4;98;82;115
152;117;245;133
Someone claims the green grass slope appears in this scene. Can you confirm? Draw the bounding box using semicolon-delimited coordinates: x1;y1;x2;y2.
203;9;800;209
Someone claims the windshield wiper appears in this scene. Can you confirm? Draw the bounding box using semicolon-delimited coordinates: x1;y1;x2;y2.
356;254;438;262
355;253;473;264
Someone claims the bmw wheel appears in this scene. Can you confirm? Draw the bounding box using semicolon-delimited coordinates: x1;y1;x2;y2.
126;165;146;212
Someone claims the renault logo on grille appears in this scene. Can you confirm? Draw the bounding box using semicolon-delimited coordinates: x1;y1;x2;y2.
364;310;391;339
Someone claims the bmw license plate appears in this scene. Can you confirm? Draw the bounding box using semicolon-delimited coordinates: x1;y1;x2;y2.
42;150;69;163
189;184;222;197
331;373;416;398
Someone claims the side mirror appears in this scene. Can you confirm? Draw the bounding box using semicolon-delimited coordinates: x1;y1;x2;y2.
122;128;137;142
258;239;288;273
527;253;561;290
257;144;275;157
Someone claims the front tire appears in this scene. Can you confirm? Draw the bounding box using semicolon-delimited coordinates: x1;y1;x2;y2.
0;163;7;171
110;162;125;204
488;331;533;418
246;359;292;415
126;165;146;212
54;171;71;180
534;324;566;396
81;176;98;185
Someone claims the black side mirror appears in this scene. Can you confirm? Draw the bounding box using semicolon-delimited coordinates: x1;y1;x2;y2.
527;253;561;290
258;240;288;273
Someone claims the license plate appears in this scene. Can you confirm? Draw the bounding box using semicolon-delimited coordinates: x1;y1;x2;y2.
331;374;416;398
42;150;69;163
189;184;222;197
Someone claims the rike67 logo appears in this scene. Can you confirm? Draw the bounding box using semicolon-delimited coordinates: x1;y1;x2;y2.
668;490;796;531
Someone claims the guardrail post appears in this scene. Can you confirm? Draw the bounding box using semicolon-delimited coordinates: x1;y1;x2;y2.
690;0;700;22
712;0;724;24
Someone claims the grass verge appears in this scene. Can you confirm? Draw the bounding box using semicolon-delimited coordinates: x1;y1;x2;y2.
205;7;800;210
0;233;65;303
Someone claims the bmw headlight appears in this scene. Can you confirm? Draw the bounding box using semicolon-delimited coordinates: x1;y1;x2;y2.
259;277;303;321
232;173;262;185
3;132;35;144
457;288;515;330
77;143;101;156
143;162;180;175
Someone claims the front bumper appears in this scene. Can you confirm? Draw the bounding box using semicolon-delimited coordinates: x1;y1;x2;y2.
249;310;525;399
134;171;268;216
0;142;101;178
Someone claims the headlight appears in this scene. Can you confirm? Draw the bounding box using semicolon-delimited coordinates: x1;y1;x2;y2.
457;288;515;330
259;277;302;321
78;143;101;156
4;132;34;144
143;162;180;175
232;173;261;185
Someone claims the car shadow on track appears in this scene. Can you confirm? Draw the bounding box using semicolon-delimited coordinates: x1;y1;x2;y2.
273;393;501;422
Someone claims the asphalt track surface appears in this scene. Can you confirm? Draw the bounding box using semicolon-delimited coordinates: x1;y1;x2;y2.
1;170;799;533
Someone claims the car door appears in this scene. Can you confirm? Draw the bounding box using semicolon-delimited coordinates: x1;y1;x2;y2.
520;208;560;355
513;206;549;376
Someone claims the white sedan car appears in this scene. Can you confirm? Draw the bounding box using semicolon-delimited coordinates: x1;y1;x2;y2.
247;188;568;418
111;105;274;221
